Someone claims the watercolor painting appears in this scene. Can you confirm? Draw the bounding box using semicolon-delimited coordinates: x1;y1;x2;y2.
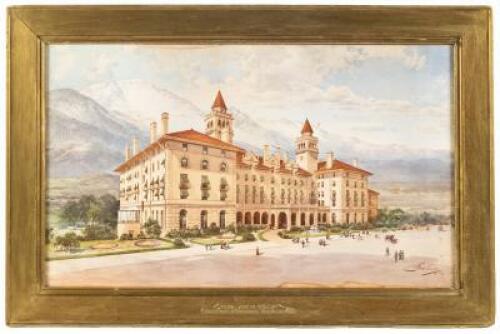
45;45;454;288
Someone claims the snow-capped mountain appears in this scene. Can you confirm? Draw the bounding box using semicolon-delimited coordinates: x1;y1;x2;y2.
46;89;147;177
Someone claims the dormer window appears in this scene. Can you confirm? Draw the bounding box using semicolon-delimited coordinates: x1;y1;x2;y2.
182;143;188;151
181;157;189;168
220;162;227;172
201;160;209;170
202;146;208;154
221;150;226;157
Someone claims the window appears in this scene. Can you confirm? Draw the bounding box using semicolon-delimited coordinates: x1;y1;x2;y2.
202;146;208;154
354;192;359;207
332;190;336;207
220;162;227;172
179;174;190;199
271;188;275;204
252;175;256;182
220;177;228;201
260;187;265;204
219;211;226;229
182;143;188;151
361;192;365;207
201;175;210;200
181;157;189;168
200;211;208;229
221;150;226;157
244;185;249;204
252;186;256;204
260;175;264;182
346;190;351;206
201;160;209;170
236;185;240;203
244;174;249;182
179;210;187;229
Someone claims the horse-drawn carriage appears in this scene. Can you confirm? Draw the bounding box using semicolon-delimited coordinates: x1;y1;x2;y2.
385;234;398;244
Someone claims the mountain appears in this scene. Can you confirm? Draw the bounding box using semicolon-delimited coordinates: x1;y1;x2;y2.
80;79;206;132
46;89;147;177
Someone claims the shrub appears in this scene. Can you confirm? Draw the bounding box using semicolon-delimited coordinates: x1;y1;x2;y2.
54;232;80;252
136;231;146;239
82;224;116;241
173;238;186;248
242;232;256;242
144;218;162;238
329;226;342;233
119;233;132;241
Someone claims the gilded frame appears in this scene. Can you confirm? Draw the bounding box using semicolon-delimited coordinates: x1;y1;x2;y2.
6;5;494;326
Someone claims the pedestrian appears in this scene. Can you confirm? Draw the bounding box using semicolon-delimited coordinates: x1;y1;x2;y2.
256;246;260;256
385;247;390;256
394;250;398;263
399;250;405;261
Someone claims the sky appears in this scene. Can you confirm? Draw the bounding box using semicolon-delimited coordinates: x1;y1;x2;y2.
48;44;453;152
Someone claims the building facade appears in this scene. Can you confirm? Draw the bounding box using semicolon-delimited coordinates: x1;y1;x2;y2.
115;91;379;237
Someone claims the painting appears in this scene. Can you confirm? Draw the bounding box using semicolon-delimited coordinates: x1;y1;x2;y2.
44;44;454;289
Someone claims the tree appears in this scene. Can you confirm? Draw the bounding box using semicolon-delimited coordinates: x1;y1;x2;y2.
60;200;81;225
144;218;162;239
97;194;119;228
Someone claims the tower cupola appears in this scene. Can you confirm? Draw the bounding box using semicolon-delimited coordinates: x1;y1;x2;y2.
205;90;234;143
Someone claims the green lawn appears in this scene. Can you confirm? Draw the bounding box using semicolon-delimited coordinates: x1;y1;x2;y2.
47;239;179;261
256;230;269;241
189;235;244;245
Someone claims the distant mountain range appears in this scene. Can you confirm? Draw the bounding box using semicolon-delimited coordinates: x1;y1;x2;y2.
46;80;453;186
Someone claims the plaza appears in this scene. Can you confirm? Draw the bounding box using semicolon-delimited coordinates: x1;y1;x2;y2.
46;226;453;288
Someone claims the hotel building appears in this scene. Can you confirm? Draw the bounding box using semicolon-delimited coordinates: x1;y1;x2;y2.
115;91;379;236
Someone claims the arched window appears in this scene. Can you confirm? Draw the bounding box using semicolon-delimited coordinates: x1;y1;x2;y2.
220;162;227;172
331;213;336;224
332;190;336;207
179;210;187;229
200;210;208;229
219;211;226;229
354;192;358;207
181;157;188;168
201;159;209;170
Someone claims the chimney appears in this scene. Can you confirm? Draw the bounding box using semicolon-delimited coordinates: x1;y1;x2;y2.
353;158;358;167
263;144;271;163
327;152;334;168
124;144;131;160
149;121;157;144
160;112;169;135
132;136;139;155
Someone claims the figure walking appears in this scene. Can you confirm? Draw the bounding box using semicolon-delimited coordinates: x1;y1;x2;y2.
399;250;405;261
385;247;390;256
394;250;399;263
256;246;260;256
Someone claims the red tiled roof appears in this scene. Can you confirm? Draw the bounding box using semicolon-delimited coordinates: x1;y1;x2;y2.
115;129;244;172
212;90;227;110
317;159;373;176
301;118;314;135
368;189;380;195
167;129;243;152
